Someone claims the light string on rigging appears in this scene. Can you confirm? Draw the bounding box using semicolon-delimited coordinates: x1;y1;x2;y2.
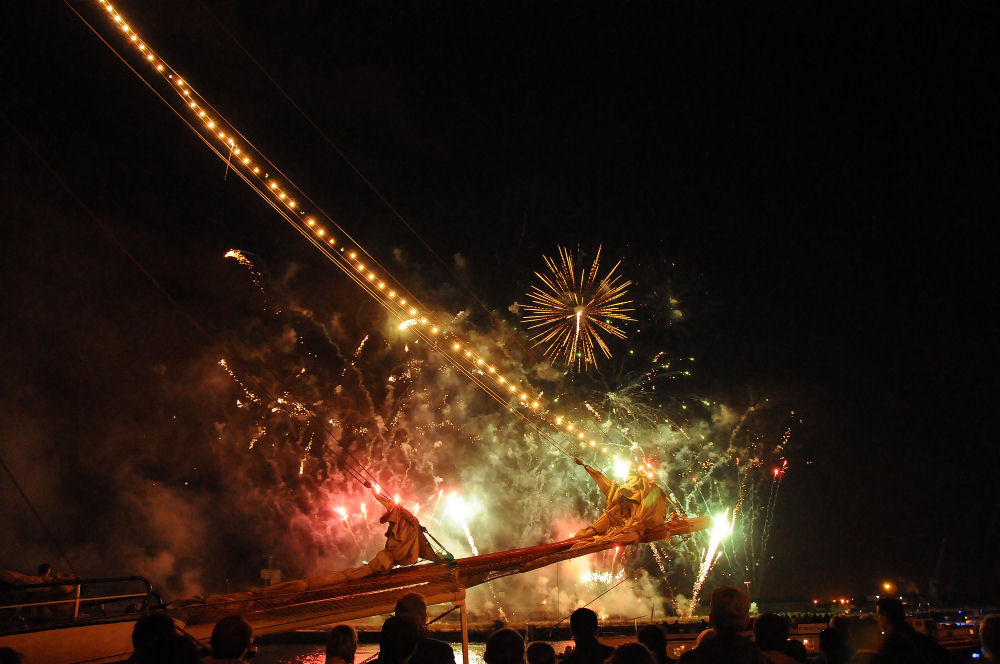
68;0;657;476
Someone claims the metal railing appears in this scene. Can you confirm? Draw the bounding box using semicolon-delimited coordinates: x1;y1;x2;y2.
0;576;154;620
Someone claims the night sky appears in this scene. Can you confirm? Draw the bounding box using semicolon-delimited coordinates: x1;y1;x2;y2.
2;1;998;604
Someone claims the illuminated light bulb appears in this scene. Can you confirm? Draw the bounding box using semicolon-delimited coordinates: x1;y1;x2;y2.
307;219;315;226
199;111;206;117
578;432;585;439
253;167;260;173
279;193;286;200
317;229;325;236
227;138;234;145
452;343;461;351
509;385;516;393
183;90;191;96
567;424;574;431
532;402;539;409
114;15;122;23
590;441;597;447
399;299;406;306
121;24;129;32
420;317;427;324
156;64;164;71
388;291;395;297
270;182;278;189
328;238;335;245
377;283;385;290
498;376;506;383
242;157;249;164
357;264;365;271
233;148;240;155
139;44;145;51
413;309;420;317
288;200;295;208
218;132;226;139
207;121;215;129
477;359;484;365
601;447;608;453
189;101;196;108
349;252;357;259
146;54;154;61
520;393;528;400
488;367;495;373
367;273;376;281
465;350;473;357
431;327;438;334
177;78;185;86
130;35;137;41
555;416;563;425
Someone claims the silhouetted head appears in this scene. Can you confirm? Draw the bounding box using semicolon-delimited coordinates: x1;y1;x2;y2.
210;615;253;659
876;597;906;629
526;641;556;664
708;586;751;634
819;628;845;655
0;647;23;664
981;614;1000;662
395;592;428;627
327;624;359;664
611;642;654;664
378;616;421;664
785;639;809;663
131;612;178;651
484;628;525;664
849;615;881;653
133;634;201;664
637;625;667;655
570;608;600;640
754;613;789;651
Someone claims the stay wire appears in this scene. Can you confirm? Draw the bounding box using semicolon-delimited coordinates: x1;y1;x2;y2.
58;0;393;492
0;452;79;578
195;0;537;361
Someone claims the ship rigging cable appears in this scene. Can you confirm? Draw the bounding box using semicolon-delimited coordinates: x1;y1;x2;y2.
62;0;646;471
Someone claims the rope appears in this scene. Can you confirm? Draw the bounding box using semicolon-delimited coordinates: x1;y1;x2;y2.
0;451;78;577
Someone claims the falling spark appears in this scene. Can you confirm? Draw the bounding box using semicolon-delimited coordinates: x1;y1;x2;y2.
689;510;734;614
224;249;266;302
523;245;635;372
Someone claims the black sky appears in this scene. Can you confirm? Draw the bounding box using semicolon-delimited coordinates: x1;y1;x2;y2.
3;1;998;601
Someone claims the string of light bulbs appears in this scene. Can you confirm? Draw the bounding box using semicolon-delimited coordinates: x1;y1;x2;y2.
76;0;659;478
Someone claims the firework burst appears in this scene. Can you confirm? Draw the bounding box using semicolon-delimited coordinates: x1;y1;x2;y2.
523;246;635;372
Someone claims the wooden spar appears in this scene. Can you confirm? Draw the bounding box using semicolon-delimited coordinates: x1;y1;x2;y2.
174;516;710;640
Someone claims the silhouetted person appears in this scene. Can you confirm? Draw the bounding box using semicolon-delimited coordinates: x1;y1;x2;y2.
611;643;655;664
784;639;808;663
830;616;853;662
0;647;22;664
133;634;202;664
209;614;254;662
327;624;359;664
753;613;797;664
394;592;456;664
876;597;948;664
677;586;766;663
378;615;422;664
128;612;179;662
485;628;526;664
981;614;1000;663
817;628;849;664
848;615;881;664
637;624;674;664
527;642;557;664
562;608;614;664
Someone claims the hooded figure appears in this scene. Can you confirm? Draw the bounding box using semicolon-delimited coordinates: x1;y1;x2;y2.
574;461;668;543
364;493;444;574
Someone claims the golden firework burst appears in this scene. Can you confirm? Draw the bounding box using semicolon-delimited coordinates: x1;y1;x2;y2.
523;245;635;372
